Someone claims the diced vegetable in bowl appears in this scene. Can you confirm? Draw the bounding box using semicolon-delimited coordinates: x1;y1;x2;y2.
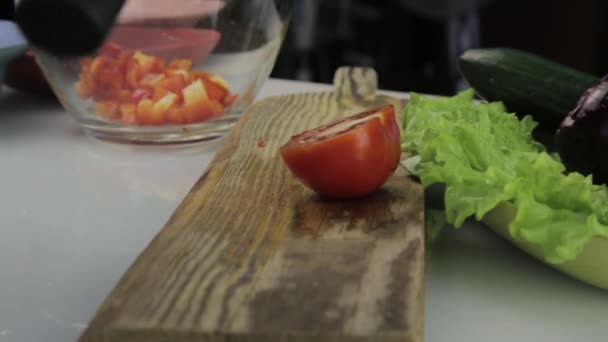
74;45;236;126
32;0;292;144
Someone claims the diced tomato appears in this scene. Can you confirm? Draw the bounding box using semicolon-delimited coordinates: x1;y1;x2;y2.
89;56;107;78
202;77;228;102
76;48;235;126
152;86;171;102
184;100;221;123
143;111;166;126
139;73;165;86
209;99;224;116
168;59;193;70
95;100;120;120
116;51;134;74
223;94;238;107
97;68;124;90
132;51;158;74
207;74;230;91
157;75;186;94
125;60;141;89
122;111;137;125
184;106;214;123
135;94;176;125
153;92;177;116
183;79;211;123
105;88;132;102
183;79;208;104
131;88;152;102
99;43;123;58
182;78;224;123
119;103;136;120
135;99;155;125
167;107;186;125
165;69;191;83
150;58;166;74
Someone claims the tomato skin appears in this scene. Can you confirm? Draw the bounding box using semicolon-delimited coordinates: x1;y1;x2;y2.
279;105;401;199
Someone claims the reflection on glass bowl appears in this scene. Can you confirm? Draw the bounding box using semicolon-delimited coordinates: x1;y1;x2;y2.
33;0;292;144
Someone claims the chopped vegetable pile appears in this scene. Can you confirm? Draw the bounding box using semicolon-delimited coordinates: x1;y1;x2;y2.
75;44;236;126
401;89;608;264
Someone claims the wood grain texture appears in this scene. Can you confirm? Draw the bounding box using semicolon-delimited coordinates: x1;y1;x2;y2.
80;67;425;342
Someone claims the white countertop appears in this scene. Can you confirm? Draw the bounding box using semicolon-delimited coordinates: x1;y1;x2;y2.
1;79;607;342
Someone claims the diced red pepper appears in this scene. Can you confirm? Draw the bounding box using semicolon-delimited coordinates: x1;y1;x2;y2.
76;46;237;126
95;100;120;120
131;88;152;102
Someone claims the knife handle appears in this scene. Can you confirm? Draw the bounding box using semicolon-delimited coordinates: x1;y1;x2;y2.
15;0;126;56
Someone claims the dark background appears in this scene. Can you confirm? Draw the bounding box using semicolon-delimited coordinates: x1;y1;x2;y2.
271;0;608;95
0;0;12;20
3;0;607;96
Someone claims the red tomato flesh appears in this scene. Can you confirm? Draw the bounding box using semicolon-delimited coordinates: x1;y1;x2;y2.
279;105;401;199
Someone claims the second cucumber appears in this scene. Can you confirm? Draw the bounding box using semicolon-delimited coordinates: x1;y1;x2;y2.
459;48;599;131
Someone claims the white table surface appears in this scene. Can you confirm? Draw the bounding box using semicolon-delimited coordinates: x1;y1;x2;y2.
1;79;607;342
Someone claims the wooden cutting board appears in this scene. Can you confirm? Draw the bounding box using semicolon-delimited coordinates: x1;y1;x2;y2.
79;67;425;342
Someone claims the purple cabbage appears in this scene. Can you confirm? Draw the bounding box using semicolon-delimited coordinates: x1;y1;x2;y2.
555;75;608;185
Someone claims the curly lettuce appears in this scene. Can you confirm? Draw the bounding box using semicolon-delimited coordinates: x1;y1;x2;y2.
402;89;608;264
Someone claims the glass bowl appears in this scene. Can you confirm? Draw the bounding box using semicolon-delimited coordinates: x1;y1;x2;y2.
33;0;292;144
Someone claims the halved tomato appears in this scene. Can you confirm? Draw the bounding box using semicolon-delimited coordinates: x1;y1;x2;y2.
279;105;401;199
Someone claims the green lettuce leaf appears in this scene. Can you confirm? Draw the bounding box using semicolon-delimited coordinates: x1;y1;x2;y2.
402;89;608;264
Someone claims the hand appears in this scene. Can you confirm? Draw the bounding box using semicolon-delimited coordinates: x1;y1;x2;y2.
118;0;225;22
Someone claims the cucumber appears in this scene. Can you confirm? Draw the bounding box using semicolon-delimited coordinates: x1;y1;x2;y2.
459;48;599;131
